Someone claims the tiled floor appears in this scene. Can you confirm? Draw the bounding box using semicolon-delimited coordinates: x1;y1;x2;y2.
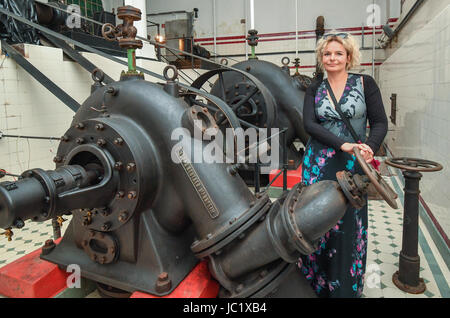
0;159;448;298
0;218;71;268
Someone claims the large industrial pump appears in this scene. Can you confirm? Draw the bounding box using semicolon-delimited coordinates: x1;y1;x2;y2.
0;6;398;298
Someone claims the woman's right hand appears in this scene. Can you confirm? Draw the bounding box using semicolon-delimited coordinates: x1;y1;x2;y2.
340;143;374;163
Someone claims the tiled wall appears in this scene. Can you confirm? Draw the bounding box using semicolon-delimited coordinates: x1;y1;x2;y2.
378;4;450;238
0;43;167;181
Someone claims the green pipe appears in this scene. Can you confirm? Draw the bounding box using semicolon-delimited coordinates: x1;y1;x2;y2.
250;46;256;59
127;49;136;71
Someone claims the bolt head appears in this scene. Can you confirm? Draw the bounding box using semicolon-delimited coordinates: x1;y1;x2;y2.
114;138;124;145
127;191;137;200
116;191;125;198
158;272;169;282
118;211;128;222
97;139;106;147
126;163;136;172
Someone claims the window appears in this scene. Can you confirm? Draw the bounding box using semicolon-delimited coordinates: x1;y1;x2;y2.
63;0;104;19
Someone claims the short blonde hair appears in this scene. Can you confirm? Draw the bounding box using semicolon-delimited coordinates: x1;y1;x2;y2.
316;31;361;71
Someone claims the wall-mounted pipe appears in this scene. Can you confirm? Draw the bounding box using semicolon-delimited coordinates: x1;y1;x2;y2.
384;0;425;47
372;0;375;77
250;0;255;30
295;0;299;61
213;0;217;58
244;0;248;60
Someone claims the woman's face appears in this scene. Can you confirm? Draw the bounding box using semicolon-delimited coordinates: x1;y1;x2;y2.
322;40;350;73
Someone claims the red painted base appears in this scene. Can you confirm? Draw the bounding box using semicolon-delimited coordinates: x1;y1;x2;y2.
0;238;69;298
0;242;219;298
131;261;219;298
269;164;302;189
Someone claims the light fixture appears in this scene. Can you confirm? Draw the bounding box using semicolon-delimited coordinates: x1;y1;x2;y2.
155;34;165;43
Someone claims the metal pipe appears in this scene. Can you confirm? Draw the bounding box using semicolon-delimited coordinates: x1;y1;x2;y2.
250;0;255;30
244;0;248;60
214;46;380;59
0;133;60;141
282;128;287;191
213;0;217;59
393;170;426;293
295;0;299;61
385;0;425;47
52;218;61;240
147;10;192;17
254;162;260;193
362;23;365;48
372;0;375;77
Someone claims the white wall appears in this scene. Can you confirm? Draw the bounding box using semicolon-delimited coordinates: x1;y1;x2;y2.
143;0;400;78
378;1;450;237
146;0;400;38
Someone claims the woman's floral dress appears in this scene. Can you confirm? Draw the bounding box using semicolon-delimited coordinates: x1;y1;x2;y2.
299;74;368;298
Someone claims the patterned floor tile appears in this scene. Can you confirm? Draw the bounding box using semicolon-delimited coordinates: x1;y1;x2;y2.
382;287;408;298
377;243;398;254
378;252;398;265
362;285;383;298
0;217;71;267
405;292;429;298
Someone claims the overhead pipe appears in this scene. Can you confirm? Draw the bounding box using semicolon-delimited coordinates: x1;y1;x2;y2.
384;0;425;47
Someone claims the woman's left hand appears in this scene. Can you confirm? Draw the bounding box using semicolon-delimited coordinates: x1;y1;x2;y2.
356;144;374;163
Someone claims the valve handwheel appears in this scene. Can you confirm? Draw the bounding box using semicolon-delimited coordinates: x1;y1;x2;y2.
385;158;443;172
101;23;119;42
353;147;399;209
190;68;276;131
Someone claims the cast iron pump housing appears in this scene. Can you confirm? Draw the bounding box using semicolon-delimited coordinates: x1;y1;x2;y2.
0;67;398;297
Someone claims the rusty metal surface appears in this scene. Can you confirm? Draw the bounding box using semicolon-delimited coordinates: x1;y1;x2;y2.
354;147;398;209
101;6;142;50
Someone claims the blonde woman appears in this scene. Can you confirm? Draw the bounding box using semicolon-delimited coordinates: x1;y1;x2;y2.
299;32;388;297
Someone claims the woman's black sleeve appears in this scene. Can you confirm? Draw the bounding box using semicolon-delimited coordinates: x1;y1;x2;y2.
363;75;388;154
303;84;346;151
